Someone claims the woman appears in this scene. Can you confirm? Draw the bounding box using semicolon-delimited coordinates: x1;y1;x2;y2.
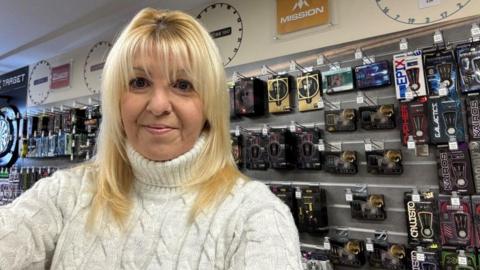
0;8;302;269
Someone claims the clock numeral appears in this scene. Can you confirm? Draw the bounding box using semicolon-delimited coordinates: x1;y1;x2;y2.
237;18;241;23
408;18;415;24
440;11;448;18
233;48;238;53
457;2;464;8
394;14;400;20
382;7;389;14
212;4;216;9
227;4;231;9
233;10;237;14
238;28;243;31
196;15;201;19
237;38;242;43
425;17;430;23
228;57;232;61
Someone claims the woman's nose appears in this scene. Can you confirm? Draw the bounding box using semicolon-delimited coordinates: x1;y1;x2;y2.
146;85;173;116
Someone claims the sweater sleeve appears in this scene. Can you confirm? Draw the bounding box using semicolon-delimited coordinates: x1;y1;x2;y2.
227;194;303;270
0;171;73;269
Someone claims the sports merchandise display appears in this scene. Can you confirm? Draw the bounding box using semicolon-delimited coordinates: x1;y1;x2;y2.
359;104;396;130
297;71;322;112
321;67;354;95
469;141;480;192
441;248;477;269
323;151;358;174
245;132;269;170
234;77;267;116
294;127;322;170
456;41;480;93
267;128;295;169
350;193;387;220
324;108;357;132
399;98;430;145
329;237;366;267
296;186;328;235
366;149;403;175
436;144;474;195
404;191;439;245
428;96;465;144
354;60;392;90
466;94;480;141
423;49;458;98
367;241;406;269
393;50;428;100
438;194;474;247
407;247;440;270
267;75;295;113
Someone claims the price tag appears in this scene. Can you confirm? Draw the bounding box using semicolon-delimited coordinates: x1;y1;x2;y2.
458;256;468;266
405;91;414;100
305;66;313;72
407;140;416;150
295;189;302;199
399;39;408;51
290;124;296;133
235;127;240;137
363;56;375;65
416;252;425;262
365;143;372;152
439;87;448;97
317;55;324;65
262;127;268;136
356;96;364;104
449;140;458;150
323;241;331;250
471;24;480;37
318;142;325;151
451;197;460;206
317;100;324;109
345;193;353;202
355;49;363;60
434;31;443;44
412;194;421;202
232;72;238;82
366;243;374;252
289;61;296;72
261;65;268;75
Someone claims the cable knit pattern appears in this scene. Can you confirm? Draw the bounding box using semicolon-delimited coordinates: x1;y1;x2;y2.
0;135;303;270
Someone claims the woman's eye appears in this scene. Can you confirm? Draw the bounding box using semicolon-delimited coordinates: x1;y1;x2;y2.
129;77;150;89
172;79;193;92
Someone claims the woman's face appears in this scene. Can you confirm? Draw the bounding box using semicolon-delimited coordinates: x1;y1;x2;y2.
121;54;206;161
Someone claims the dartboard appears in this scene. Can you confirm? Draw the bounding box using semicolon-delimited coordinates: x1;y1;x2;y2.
268;79;288;103
28;60;51;105
83;41;112;94
0;106;19;166
298;75;319;101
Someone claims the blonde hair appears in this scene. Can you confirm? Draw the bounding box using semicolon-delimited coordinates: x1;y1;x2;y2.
87;7;245;229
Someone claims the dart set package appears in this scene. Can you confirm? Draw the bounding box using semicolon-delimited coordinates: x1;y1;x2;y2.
329;237;366;267
301;247;333;270
407;247;440;270
438;194;474;247
230;134;243;168
456;42;480;93
428;96;465;144
466;94;480;141
323;151;358;174
26;116;38;138
321;67;354;95
297;71;322;112
393;50;428;100
469;141;480;193
424;49;459;98
366;149;403;175
267;75;295;113
245;132;269;170
404;191;439;245
296;186;328;235
400;98;430;145
436;144;475;195
229;87;236;118
294;127;322;170
324;108;357;132
350;193;387;220
470;195;480;247
234;77;267;116
441;248;477;270
367;241;406;270
269;184;298;226
359;104;396;130
267;128;295;169
354;60;392;90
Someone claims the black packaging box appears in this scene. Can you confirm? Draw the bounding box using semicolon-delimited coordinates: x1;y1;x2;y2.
407;246;440;270
269;184;298;227
267;128;296;169
294;127;322;170
436;143;474;195
466;94;480;141
366;149;403;175
469;141;480;193
367;242;406;269
441;247;477;269
424;49;459;98
427;96;465;144
438;194;474;247
399;98;429;145
245;132;269;170
359;104;396;130
234;78;267;116
470;195;480;247
354;60;391;90
329;238;366;267
350;194;386;220
230;134;243;168
296;186;328;235
456;42;480;93
404;191;439;245
325;108;357;132
323;151;358;174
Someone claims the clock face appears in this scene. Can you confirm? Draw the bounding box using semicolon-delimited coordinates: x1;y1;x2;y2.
83;41;112;94
28;60;52;105
196;3;243;66
375;0;471;25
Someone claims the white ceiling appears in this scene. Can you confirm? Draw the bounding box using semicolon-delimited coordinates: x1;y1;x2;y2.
0;0;211;75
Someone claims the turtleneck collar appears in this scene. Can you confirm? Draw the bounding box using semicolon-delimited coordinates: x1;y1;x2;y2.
126;133;207;193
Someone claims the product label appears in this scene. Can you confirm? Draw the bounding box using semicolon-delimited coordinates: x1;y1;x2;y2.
407;201;419;238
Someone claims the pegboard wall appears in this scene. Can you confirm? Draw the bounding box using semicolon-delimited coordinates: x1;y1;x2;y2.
226;17;480;269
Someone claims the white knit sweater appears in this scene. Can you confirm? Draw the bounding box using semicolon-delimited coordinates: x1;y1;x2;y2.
0;135;303;269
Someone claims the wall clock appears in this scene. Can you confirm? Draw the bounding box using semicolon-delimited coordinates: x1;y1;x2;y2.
196;2;243;66
83;41;112;94
0;106;19;167
375;0;471;25
28;60;51;105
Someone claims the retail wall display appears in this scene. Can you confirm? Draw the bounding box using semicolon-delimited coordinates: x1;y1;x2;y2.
359;104;396;130
28;60;52;105
231;134;243;168
470;195;480;247
441;248;477;269
267;128;296;169
296;186;328;235
366;149;403;175
324;108;357;132
321;67;354;95
424;49;458;98
466;94;480;141
269;184;298;226
350;193;387;220
297;71;322;112
393;50;427;100
83;41;112;94
436;144;475;195
234;77;267;116
469;141;480;193
0;106;19;167
301;247;334;270
367;241;406;269
399;98;430;146
329;237;366;267
404;191;439;245
438;194;474;247
267;75;295;113
456;41;480;93
294;126;322;170
427;96;465;144
323;151;358;174
407;247;440;270
244;131;269;170
354;61;391;90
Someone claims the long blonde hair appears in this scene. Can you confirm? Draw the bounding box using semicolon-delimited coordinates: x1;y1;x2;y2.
87;8;245;229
